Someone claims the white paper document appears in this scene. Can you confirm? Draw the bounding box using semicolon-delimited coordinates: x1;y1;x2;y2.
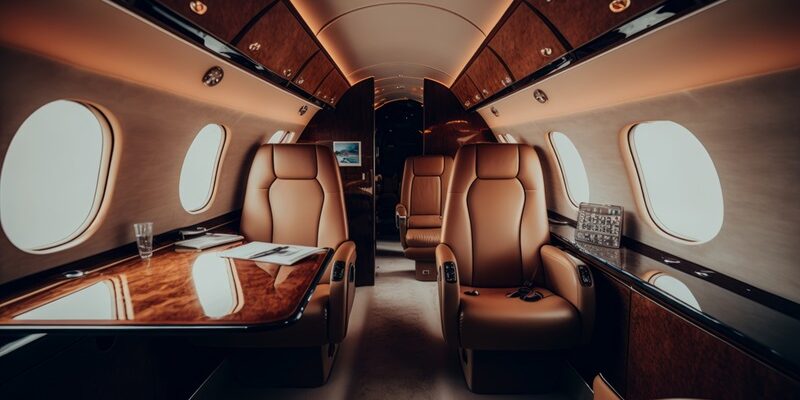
218;242;324;265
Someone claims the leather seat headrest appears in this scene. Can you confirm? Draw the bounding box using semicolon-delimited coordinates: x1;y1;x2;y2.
413;155;446;176
273;144;318;179
475;144;520;179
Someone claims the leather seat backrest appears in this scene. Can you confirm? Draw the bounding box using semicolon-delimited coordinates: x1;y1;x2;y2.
399;155;453;229
441;144;549;287
241;144;348;249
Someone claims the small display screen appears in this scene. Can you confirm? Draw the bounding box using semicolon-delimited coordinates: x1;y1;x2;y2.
576;202;624;248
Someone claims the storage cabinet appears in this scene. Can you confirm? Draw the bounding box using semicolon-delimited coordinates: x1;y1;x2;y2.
237;1;319;81
294;50;334;93
315;71;349;105
526;0;664;49
450;76;483;109
157;0;271;42
465;48;513;99
489;4;566;80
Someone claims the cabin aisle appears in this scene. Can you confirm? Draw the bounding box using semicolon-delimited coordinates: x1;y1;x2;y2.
193;241;579;400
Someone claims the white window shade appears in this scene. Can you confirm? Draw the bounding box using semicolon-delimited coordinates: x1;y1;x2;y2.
629;121;724;243
549;132;590;207
0;100;111;252
179;124;226;213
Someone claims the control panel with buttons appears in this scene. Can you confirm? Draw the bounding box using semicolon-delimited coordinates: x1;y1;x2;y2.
576;202;624;248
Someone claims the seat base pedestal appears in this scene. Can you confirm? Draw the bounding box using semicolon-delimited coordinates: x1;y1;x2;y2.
415;261;437;281
459;348;566;394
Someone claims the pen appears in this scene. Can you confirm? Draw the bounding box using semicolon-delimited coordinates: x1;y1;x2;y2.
248;245;289;259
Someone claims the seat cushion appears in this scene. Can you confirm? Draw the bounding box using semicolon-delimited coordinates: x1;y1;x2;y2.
405;228;441;247
458;287;580;351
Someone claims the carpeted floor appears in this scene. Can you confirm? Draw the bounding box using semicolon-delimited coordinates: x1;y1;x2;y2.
193;241;586;399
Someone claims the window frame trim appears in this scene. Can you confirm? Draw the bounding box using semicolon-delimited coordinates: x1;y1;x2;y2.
180;124;229;214
622;121;722;245
1;100;116;254
547;131;588;210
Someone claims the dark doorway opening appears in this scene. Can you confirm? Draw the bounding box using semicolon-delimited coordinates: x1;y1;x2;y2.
375;100;423;239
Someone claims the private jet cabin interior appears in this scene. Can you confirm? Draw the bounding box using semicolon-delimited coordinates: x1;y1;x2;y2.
0;0;798;399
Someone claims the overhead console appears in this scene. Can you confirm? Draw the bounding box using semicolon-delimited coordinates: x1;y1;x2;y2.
121;0;350;107
450;0;715;109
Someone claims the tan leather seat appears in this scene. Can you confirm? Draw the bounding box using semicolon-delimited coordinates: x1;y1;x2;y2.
202;144;356;386
395;155;453;280
436;144;595;392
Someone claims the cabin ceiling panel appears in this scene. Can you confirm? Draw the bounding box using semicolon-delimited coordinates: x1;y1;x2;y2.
291;0;512;103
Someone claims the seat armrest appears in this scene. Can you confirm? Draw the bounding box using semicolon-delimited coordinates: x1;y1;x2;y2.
436;243;460;346
327;240;357;343
395;204;408;248
541;245;595;344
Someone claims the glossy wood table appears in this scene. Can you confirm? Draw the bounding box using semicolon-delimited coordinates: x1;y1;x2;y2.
0;243;332;332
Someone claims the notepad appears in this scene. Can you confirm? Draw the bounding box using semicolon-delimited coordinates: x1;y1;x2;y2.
218;242;324;265
174;233;244;252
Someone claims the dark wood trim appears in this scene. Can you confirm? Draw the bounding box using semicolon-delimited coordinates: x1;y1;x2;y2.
449;0;520;88
293;48;322;90
0;211;241;299
114;0;334;109
230;0;281;46
281;0;352;89
458;0;717;111
520;0;574;51
549;219;800;381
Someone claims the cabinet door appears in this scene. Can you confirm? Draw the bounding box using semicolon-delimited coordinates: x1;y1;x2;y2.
294;51;334;94
315;71;349;105
237;1;318;80
465;48;512;99
526;0;664;48
489;4;565;80
157;0;270;42
450;76;483;109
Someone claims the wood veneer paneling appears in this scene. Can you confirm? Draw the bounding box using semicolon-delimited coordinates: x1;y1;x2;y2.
628;291;800;400
237;1;318;80
299;79;375;286
0;243;331;328
568;266;631;395
294;50;334;94
423;79;494;157
465;48;513;99
315;70;349;106
156;0;272;42
526;0;664;49
450;75;483;109
489;3;566;80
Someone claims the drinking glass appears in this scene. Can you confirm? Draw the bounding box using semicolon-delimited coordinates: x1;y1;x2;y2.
133;222;154;259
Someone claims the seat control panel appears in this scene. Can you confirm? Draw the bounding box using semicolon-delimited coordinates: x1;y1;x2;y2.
443;262;457;283
332;261;345;281
576;202;624;248
578;265;593;287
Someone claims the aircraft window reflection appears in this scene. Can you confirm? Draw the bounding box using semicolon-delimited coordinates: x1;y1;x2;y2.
628;121;724;242
267;130;287;144
192;254;242;318
647;272;702;311
14;281;117;320
549;132;590;207
503;134;517;143
282;131;295;143
179;124;226;213
0;100;111;252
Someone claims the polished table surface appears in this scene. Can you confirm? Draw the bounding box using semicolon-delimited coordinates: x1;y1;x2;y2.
0;242;332;332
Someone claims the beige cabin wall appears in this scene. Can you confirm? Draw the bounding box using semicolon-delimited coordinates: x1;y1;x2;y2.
491;70;800;303
0;48;313;285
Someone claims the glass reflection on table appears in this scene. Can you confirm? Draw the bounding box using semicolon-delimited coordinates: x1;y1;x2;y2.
643;270;702;311
13;280;120;320
191;253;243;318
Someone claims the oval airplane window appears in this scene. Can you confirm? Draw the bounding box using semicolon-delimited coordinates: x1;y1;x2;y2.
549;132;590;207
179;124;226;213
0;100;112;252
628;121;724;243
267;130;286;144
